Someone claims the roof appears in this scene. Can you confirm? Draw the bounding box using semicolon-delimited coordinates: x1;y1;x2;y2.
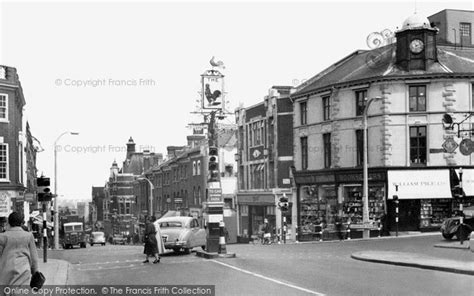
292;44;474;99
157;216;193;223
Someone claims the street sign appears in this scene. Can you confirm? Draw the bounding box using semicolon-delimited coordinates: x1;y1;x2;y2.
459;138;474;155
208;188;222;203
442;138;458;153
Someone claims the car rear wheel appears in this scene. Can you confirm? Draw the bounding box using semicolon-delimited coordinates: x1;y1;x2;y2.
183;248;191;254
201;245;206;251
90;243;94;246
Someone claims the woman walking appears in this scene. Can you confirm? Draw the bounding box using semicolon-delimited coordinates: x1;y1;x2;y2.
0;212;39;291
143;216;162;264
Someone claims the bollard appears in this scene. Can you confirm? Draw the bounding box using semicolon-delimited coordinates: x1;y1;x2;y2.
218;221;227;254
346;221;351;240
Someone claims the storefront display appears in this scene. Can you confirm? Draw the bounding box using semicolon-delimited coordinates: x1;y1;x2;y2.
343;185;385;224
300;186;324;236
420;199;453;230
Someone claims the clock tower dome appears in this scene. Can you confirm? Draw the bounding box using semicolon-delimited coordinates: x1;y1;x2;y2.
395;13;438;71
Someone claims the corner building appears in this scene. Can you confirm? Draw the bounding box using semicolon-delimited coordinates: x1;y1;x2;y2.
291;12;474;241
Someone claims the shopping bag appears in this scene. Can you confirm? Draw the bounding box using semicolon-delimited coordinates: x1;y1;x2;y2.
30;271;46;289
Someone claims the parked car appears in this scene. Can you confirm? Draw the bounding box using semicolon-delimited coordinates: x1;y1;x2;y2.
156;216;206;254
112;234;127;245
90;231;106;246
440;206;474;240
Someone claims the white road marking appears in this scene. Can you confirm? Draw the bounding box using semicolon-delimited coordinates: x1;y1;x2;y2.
210;260;325;296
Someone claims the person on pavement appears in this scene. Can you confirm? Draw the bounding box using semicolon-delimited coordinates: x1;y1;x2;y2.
0;212;39;290
143;216;161;264
262;218;271;244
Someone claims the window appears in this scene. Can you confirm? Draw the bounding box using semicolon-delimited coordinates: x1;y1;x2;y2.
197;160;201;175
0;94;7;120
355;90;367;116
300;137;308;170
322;96;330;121
460;22;472;45
323;133;331;168
409;85;426;112
193;162;196;175
356;130;364;166
300;101;307;125
410;126;427;165
0;143;8;180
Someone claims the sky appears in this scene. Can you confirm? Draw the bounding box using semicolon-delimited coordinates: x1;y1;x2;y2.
0;0;472;203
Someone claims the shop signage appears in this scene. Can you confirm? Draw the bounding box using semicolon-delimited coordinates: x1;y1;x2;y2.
0;192;12;217
337;172;385;183
24;193;35;202
442;138;458;153
237;194;274;205
350;223;379;230
208;214;224;223
387;170;451;199
250;146;264;160
294;173;335;184
208;188;222;203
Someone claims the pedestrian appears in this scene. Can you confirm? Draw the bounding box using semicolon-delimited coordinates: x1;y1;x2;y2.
262;218;271;244
143;216;162;264
0;212;40;291
380;213;390;236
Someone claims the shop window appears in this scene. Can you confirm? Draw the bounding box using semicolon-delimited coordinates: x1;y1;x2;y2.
266;206;275;215
240;205;248;216
410;126;427;165
300;185;325;235
409;85;426;112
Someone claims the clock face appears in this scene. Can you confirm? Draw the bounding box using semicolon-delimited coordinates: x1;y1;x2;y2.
410;39;424;54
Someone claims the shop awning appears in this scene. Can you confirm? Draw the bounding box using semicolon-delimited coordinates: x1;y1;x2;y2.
387;170;452;199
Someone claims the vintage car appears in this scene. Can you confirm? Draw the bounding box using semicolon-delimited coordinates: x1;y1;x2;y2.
440;206;474;240
155;216;206;254
89;231;106;246
112;234;127;245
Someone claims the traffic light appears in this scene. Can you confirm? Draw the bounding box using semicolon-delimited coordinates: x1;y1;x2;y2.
208;146;220;182
37;177;52;202
392;195;398;203
278;194;289;212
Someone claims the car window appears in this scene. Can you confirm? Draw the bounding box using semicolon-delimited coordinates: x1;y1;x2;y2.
64;226;73;232
160;222;182;228
73;225;83;231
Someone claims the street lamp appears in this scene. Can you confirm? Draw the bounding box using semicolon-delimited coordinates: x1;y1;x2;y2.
53;131;79;249
137;177;154;216
362;96;382;239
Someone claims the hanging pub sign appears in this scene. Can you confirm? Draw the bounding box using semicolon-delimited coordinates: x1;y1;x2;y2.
201;57;226;110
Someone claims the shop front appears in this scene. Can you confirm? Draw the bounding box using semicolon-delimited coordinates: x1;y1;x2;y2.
387;169;454;232
236;192;276;242
295;169;386;241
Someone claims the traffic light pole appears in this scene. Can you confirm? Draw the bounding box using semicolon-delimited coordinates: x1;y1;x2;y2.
394;185;399;238
42;202;48;263
459;168;464;245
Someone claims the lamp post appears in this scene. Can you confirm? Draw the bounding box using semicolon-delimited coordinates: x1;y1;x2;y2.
137;177;154;216
54;131;79;249
362;97;382;239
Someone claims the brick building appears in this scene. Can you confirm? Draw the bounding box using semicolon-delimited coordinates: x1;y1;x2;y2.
235;86;294;241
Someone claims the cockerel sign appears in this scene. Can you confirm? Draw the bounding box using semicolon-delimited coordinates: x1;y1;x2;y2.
201;57;225;110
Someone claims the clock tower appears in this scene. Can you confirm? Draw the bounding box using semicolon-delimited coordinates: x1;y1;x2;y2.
395;13;438;71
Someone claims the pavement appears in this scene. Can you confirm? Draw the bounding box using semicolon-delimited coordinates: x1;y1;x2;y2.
38;258;70;285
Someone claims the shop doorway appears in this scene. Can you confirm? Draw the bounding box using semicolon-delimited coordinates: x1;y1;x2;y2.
248;206;265;236
387;199;420;231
